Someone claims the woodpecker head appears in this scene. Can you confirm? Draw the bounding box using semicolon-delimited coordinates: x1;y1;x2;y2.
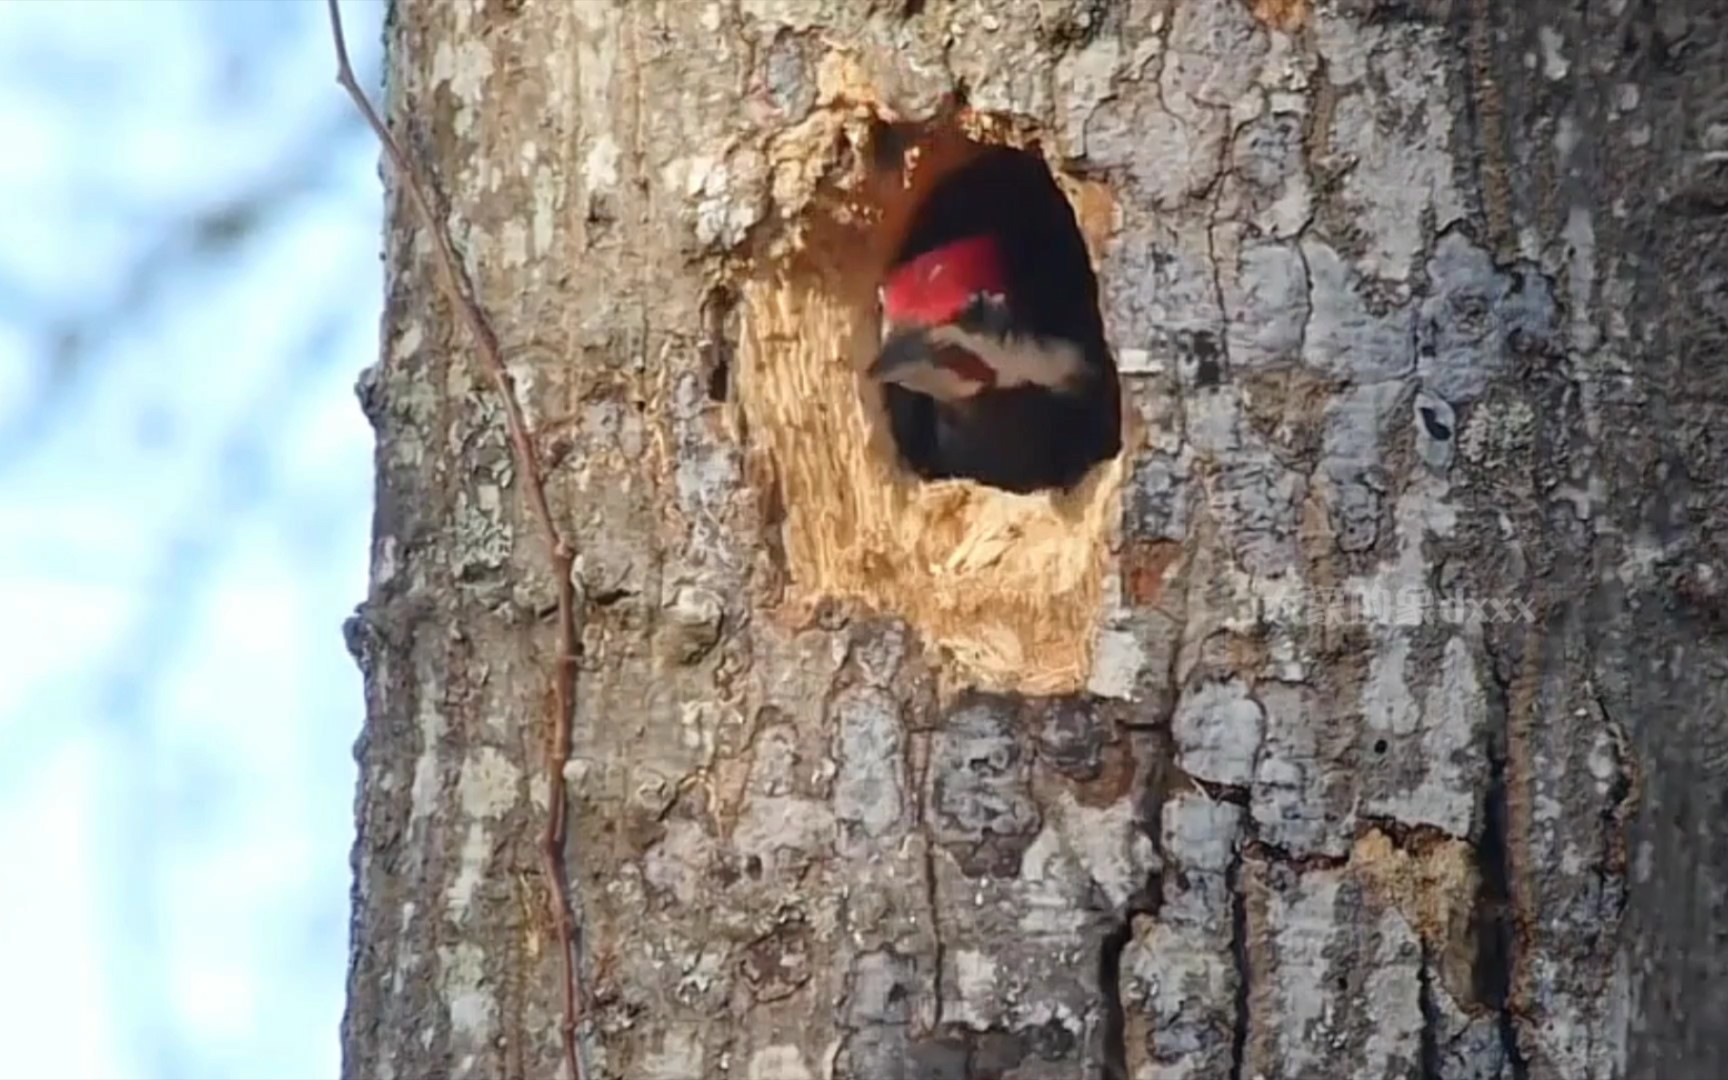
869;234;1088;402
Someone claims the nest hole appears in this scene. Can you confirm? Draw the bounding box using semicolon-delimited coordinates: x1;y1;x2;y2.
874;136;1122;495
734;112;1132;694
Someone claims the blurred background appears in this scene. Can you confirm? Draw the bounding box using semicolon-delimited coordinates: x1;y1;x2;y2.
0;1;385;1076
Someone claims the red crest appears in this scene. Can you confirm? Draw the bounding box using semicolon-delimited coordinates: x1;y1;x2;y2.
880;235;1008;326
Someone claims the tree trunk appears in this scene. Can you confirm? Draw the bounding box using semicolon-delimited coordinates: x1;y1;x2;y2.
342;1;1728;1078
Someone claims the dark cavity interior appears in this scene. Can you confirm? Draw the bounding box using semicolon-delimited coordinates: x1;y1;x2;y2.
876;142;1122;494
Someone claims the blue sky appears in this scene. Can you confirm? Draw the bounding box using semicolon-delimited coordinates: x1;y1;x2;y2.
0;2;384;1076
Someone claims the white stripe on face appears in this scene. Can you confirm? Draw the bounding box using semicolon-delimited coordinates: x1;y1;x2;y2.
926;324;1088;392
879;356;988;401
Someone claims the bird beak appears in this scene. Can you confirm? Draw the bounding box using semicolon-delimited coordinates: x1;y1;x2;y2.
868;328;932;381
869;330;991;402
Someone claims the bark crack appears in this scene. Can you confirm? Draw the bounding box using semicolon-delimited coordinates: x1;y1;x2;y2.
912;728;946;1037
1100;727;1172;1080
1099;861;1164;1079
1480;638;1530;1080
1590;685;1639;905
1417;945;1442;1080
921;831;946;1035
1203;114;1248;387
1098;917;1134;1080
1227;849;1251;1080
1097;883;1163;1078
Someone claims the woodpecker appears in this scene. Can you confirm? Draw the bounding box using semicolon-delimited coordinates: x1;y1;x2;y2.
868;148;1121;494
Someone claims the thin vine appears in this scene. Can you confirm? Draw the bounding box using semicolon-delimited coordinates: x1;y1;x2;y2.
324;4;587;1077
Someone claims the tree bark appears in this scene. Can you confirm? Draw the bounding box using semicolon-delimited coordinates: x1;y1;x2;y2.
342;1;1728;1078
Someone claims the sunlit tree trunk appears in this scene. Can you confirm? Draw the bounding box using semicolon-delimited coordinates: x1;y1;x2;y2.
342;1;1728;1077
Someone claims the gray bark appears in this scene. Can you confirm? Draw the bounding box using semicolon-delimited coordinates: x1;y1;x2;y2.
342;1;1728;1078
